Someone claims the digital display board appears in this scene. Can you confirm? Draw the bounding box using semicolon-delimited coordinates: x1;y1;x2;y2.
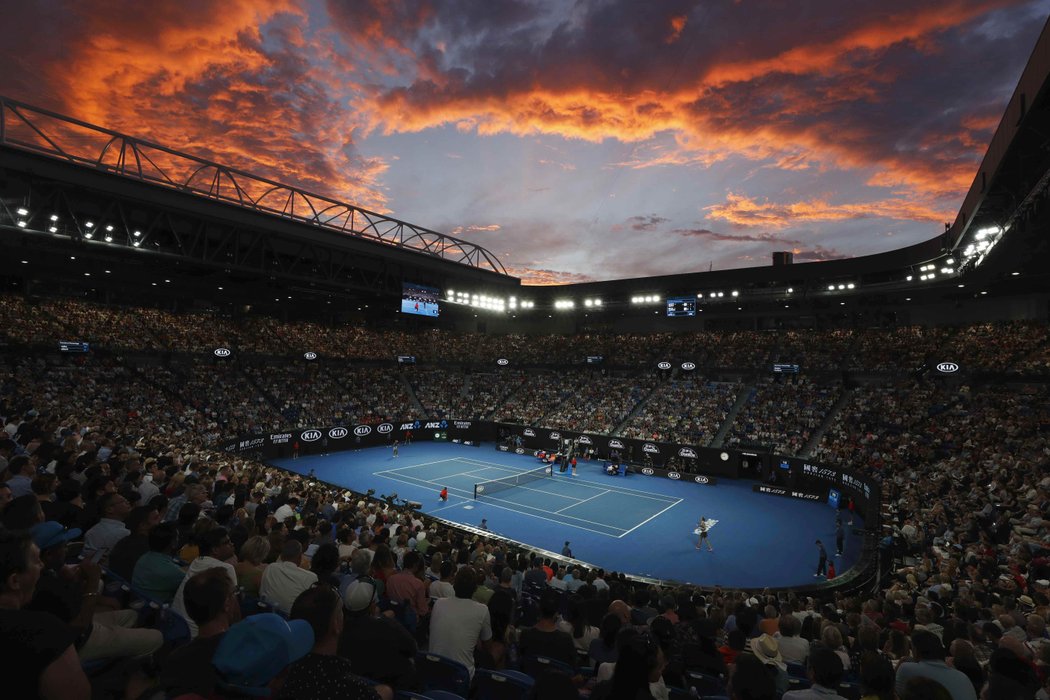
401;282;440;317
772;363;800;374
59;341;90;353
666;296;697;317
586;355;604;365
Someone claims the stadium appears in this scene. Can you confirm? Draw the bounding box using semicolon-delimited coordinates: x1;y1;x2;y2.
1;6;1049;700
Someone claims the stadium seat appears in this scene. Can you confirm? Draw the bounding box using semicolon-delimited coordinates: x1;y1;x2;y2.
687;670;727;696
786;661;807;678
416;651;471;697
475;668;534;700
520;654;576;679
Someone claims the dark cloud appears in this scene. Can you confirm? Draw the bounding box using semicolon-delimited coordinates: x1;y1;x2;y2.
673;228;802;245
628;215;671;231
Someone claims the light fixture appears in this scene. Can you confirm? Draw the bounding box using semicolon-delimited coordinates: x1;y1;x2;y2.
16;208;28;216
85;221;94;228
731;290;739;297
16;221;26;228
50;214;58;222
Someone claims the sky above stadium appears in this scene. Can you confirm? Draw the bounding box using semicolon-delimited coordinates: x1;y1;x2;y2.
1;1;1048;284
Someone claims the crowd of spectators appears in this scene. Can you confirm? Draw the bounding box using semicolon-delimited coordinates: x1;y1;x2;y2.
622;379;741;445
1;294;1050;698
725;378;842;456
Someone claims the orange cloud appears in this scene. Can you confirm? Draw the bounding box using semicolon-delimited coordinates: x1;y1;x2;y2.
704;192;953;229
513;268;596;285
666;15;688;44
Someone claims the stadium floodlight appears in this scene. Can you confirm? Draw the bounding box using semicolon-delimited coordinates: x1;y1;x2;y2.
827;285;835;291
85;221;95;228
49;226;57;233
132;240;141;247
716;292;724;298
104;235;113;242
84;231;94;239
975;226;1001;239
941;267;953;274
50;214;58;222
593;298;602;306
906;275;913;281
133;230;141;237
16;208;28;216
731;290;739;297
446;289;454;296
105;224;113;232
787;287;793;293
584;299;593;307
837;284;845;290
17;221;26;228
946;258;954;265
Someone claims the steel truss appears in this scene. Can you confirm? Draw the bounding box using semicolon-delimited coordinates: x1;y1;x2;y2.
0;96;508;275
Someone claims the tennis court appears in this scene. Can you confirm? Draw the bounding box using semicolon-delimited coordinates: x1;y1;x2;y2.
374;456;682;538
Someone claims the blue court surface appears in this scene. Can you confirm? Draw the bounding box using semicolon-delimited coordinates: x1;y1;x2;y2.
273;442;863;589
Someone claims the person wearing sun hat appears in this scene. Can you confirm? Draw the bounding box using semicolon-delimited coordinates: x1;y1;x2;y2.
747;632;789;697
211;612;315;696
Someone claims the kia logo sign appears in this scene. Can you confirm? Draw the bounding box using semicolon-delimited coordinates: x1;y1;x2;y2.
496;358;510;366
328;427;348;439
303;352;317;360
608;439;625;449
353;425;372;436
301;430;322;442
642;443;659;454
549;432;561;440
377;423;393;434
523;428;536;437
694;475;710;484
641;467;655;476
657;361;672;370
936;362;959;373
213;347;232;357
667;472;682;480
678;448;697;458
681;362;696;371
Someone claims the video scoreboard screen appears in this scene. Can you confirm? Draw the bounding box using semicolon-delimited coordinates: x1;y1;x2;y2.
401;282;440;317
666;296;696;317
59;341;90;353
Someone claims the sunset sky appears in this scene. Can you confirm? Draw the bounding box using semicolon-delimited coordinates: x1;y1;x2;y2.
1;0;1048;283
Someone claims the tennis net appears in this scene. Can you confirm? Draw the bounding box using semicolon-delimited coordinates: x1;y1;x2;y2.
473;466;551;499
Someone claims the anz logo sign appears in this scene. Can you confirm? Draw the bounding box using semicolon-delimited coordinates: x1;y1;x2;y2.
577;436;593;445
328;427;349;439
353;425;372;436
936;362;960;373
549;432;561;440
678;448;697;458
301;430;322;442
377;423;394;434
213;347;232;358
523;428;536;437
608;439;625;449
642;443;659;454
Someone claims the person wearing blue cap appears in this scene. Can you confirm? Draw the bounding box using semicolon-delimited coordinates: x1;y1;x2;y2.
211;612;315;696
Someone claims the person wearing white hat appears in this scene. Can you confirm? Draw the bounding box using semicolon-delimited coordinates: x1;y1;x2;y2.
748;633;789;697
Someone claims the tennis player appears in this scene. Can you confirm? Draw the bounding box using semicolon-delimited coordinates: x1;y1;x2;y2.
439;486;448;502
696;517;713;551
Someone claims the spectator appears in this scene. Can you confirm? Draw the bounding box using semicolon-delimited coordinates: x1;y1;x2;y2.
0;529;91;699
429;564;492;679
338;577;418;690
159;567;242;697
235;535;270;598
894;631;977;700
171;527;237;637
519;588;578;669
260;540;318;615
211;613;314;696
385;549;429;619
783;647;847;699
107;504;159;581
132;522;185;604
279;583;391;699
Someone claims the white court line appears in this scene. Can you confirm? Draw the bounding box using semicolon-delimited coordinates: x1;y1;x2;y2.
458;457;679;503
374;471;625;538
617;498;684;538
555;489;610;514
374;458;460;476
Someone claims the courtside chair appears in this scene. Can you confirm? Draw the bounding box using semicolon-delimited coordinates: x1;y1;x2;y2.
415;651;471;697
475;668;534;700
